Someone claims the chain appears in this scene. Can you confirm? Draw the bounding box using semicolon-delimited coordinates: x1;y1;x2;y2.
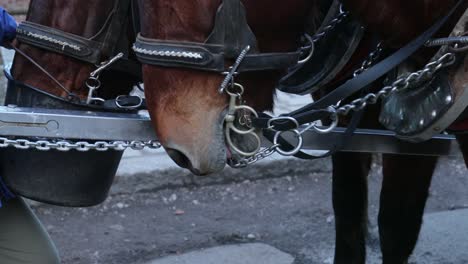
311;6;349;43
336;52;457;116
353;42;383;77
228;144;280;168
0;137;162;152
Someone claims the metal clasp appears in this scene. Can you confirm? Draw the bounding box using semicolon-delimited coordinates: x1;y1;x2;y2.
86;53;125;105
224;83;261;157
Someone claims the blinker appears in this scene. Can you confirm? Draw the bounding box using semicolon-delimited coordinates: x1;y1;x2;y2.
205;0;258;58
133;0;302;73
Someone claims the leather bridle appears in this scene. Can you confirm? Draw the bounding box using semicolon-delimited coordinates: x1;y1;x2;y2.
133;0;309;74
132;0;467;163
7;0;143;112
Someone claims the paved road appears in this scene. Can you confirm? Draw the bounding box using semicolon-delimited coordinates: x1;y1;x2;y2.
29;155;467;264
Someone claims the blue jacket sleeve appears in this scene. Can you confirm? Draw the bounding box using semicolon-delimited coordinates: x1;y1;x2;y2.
0;7;17;45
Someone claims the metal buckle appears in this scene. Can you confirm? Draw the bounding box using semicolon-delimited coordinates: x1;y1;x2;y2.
115;95;144;110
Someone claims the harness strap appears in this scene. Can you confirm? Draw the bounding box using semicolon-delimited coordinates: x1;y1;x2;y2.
16;0;132;64
4;69;145;112
263;108;364;160
16;21;104;64
254;0;464;132
133;35;301;73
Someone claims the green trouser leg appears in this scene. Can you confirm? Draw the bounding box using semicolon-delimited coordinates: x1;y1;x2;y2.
0;197;60;264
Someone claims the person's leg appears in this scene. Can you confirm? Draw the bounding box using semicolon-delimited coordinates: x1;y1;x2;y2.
0;197;60;264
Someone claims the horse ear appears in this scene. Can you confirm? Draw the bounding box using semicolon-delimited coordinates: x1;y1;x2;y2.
205;0;259;58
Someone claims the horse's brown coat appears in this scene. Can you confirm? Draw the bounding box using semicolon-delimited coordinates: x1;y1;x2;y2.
13;0;134;100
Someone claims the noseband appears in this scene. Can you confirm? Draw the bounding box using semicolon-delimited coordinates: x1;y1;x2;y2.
133;0;305;73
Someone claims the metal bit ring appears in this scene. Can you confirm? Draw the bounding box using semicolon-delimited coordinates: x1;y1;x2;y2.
273;129;303;156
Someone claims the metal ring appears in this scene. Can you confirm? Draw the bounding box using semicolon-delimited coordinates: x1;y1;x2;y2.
86;77;101;89
273;130;303;156
267;116;299;130
312;112;338;134
226;83;244;97
115;95;143;109
228;105;259;135
298;34;315;64
225;127;262;157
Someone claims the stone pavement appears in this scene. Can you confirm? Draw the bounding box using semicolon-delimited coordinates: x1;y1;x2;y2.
145;243;294;264
411;208;468;263
138;209;468;264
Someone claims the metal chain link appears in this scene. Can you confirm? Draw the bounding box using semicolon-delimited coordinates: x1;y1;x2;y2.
336;52;457;116
228;144;280;168
311;7;349;43
353;42;383;77
0;137;162;152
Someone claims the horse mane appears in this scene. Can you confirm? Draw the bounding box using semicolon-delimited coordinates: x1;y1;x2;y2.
344;0;461;48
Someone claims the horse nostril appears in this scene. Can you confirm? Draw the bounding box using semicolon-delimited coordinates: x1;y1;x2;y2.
166;148;192;169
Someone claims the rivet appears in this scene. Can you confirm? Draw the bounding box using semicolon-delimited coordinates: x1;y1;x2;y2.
445;95;452;104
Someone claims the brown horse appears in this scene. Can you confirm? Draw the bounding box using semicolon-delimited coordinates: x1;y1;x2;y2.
3;0;139;262
139;0;468;263
12;0;137;104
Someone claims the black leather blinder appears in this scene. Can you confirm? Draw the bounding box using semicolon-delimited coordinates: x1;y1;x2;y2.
133;0;301;73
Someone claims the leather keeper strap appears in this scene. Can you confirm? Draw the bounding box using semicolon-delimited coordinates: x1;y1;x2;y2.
133;35;301;73
16;21;104;64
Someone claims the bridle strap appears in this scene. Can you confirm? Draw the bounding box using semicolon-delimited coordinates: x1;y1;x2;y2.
16;0;132;64
133;0;303;73
16;21;104;64
4;68;146;112
133;35;301;73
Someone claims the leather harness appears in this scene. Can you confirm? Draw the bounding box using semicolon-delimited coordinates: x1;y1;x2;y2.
9;0;467;159
9;0;143;112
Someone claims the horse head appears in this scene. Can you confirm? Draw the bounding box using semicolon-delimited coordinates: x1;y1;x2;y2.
12;0;139;103
138;0;316;175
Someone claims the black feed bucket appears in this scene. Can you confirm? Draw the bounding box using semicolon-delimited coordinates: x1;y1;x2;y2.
0;149;123;207
1;71;124;207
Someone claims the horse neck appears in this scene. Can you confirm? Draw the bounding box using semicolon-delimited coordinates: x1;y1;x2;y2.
342;0;462;48
12;0;133;100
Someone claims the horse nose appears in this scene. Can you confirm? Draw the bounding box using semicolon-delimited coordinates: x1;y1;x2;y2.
165;148;202;175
